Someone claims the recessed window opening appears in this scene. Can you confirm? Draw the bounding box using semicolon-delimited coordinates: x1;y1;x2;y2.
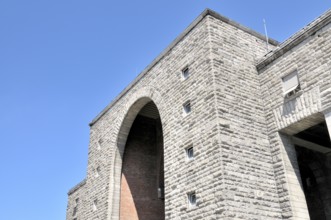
95;166;100;178
183;101;191;115
187;192;197;207
186;146;194;160
72;207;77;216
93;199;98;211
97;139;102;150
72;198;79;216
182;67;190;79
282;71;300;97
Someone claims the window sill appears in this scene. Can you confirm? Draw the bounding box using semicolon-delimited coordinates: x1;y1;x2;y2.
283;90;303;102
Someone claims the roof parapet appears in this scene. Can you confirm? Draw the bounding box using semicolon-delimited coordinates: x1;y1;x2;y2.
67;179;86;195
89;9;278;126
257;8;331;71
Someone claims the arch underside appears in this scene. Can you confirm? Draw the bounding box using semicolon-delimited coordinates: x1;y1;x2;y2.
109;96;165;220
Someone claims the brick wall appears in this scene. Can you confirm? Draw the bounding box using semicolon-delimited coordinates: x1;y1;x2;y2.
119;115;164;220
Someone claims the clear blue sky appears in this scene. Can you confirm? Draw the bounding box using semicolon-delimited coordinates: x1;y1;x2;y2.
0;1;329;219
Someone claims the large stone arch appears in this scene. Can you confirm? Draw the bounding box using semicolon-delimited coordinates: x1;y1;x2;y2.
107;87;167;220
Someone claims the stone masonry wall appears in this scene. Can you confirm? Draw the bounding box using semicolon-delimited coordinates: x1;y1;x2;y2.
207;16;282;219
66;179;86;220
66;9;298;220
67;12;215;220
259;16;331;219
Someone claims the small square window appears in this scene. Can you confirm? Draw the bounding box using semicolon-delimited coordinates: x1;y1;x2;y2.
93;199;98;211
72;207;77;216
95;166;101;178
97;139;102;150
182;67;190;79
186;146;194;160
282;71;300;97
183;101;191;115
72;198;79;216
187;192;197;207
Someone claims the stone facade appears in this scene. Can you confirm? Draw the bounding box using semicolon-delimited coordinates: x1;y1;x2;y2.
66;8;331;220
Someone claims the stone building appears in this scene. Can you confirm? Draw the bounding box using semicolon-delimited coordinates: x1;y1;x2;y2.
66;8;331;220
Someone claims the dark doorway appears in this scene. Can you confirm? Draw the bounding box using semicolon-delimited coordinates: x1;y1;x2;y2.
294;121;331;220
296;146;329;220
119;102;165;220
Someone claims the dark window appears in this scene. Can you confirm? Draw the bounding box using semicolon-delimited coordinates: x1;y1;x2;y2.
182;67;189;79
72;198;79;216
186;146;194;160
188;192;196;207
183;101;191;115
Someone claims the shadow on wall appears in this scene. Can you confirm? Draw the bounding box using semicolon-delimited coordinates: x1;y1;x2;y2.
280;122;331;220
282;98;298;116
120;114;165;220
296;147;331;220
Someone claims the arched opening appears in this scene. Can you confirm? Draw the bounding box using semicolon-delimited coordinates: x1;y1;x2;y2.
119;101;165;220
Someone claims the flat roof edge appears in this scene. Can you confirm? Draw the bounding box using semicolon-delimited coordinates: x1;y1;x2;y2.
257;8;331;71
90;9;278;126
207;9;278;46
67;179;87;195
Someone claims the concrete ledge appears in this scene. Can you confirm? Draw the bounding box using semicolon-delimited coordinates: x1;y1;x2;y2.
68;179;86;195
89;8;276;126
257;8;331;71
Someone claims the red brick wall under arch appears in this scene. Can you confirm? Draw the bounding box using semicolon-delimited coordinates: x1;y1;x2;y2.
119;114;164;220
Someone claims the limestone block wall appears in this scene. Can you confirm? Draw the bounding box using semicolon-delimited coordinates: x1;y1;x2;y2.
66;8;310;220
66;179;86;220
67;10;216;220
207;15;282;219
258;10;331;219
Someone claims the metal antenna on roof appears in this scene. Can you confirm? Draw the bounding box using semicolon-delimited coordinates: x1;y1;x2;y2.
263;19;269;53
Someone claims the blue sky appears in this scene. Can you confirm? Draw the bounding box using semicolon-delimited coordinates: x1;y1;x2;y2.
0;1;330;219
